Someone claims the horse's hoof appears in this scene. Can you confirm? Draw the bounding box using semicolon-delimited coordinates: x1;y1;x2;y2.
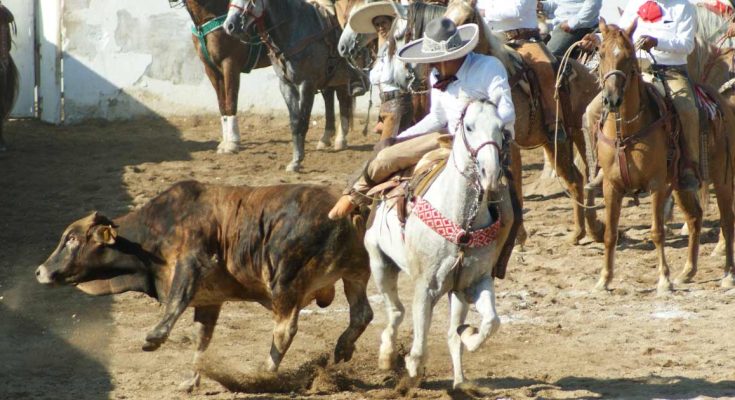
657;281;673;296
216;141;239;154
316;140;330;150
589;222;605;243
178;373;200;393
593;279;610;292
568;229;585;245
674;271;695;285
333;341;355;363
285;162;302;172
712;240;727;257
721;273;735;288
378;353;395;371
334;139;347;151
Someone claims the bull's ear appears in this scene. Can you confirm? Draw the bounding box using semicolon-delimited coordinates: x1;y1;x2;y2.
93;225;117;245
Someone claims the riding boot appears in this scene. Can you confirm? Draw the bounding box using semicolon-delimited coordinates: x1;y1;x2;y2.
348;66;368;97
493;170;522;279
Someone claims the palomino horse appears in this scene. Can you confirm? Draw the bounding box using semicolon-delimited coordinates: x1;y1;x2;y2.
445;0;604;245
592;20;735;292
224;0;355;172
180;0;349;156
0;3;18;152
365;99;511;388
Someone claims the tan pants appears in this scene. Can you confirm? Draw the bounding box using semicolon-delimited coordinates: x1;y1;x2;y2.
351;132;448;195
516;42;562;129
584;66;700;168
378;95;414;140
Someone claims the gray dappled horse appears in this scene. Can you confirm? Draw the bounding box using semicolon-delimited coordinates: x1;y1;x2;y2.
0;3;18;152
224;0;355;172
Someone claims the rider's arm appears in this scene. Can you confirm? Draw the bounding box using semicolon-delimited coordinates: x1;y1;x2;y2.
567;0;602;30
654;3;695;55
485;59;516;131
397;75;448;140
483;0;524;21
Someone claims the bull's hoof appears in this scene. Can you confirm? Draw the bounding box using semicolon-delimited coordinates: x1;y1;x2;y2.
334;139;347;151
316;140;330;150
216;141;239;154
721;273;735;288
285;161;302;172
333;341;355;363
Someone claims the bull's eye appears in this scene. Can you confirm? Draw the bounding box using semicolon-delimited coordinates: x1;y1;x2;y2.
66;235;80;249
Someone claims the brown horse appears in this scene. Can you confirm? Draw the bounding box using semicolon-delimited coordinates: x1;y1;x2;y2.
182;0;350;155
0;3;18;152
445;0;604;246
592;20;735;292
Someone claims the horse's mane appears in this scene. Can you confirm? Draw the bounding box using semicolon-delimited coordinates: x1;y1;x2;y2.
405;2;449;43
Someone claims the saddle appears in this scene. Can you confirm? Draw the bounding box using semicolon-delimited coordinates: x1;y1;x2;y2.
365;147;451;229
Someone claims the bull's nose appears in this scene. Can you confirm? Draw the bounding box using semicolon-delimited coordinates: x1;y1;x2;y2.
35;265;54;284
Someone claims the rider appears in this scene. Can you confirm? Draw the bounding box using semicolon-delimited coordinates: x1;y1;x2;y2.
582;0;701;191
477;0;567;142
539;0;602;59
328;17;521;272
348;1;413;138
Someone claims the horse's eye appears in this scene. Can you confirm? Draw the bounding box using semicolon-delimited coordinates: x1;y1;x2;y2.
465;124;473;132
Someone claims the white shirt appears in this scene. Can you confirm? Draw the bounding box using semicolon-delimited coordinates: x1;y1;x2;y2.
398;52;515;140
478;0;538;32
370;43;401;93
618;0;696;66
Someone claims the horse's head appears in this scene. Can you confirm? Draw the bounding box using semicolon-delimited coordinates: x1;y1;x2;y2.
457;98;507;193
598;17;638;111
224;0;265;37
338;23;377;62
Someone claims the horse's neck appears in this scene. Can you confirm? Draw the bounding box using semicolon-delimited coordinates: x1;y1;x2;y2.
264;0;315;48
425;147;491;228
186;0;228;24
611;75;646;137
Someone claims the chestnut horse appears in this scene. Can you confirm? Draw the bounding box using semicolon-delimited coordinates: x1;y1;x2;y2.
445;0;604;246
0;3;18;152
181;0;349;156
592;20;735;292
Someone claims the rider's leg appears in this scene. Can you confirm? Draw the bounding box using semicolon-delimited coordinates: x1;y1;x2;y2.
328;132;446;219
546;27;593;60
348;64;368;97
583;92;604;189
517;41;567;142
665;69;700;191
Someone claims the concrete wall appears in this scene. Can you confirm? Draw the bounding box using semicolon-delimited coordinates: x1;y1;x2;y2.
61;0;366;123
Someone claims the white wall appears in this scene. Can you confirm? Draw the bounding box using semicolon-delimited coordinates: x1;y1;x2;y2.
60;0;371;123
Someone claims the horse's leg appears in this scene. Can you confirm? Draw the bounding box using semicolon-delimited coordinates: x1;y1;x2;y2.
543;140;586;245
179;305;221;393
334;270;374;363
334;84;352;150
511;144;528;247
652;189;675;294
458;276;500;352
0;121;6;152
318;88;335;150
595;179;622;291
672;189;702;286
447;290;468;388
366;236;404;370
711;177;735;287
220;59;242;153
404;279;436;384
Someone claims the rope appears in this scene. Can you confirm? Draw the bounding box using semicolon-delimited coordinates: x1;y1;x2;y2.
551;40;604;210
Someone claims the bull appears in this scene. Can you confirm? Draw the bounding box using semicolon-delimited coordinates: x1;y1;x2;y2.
35;180;373;391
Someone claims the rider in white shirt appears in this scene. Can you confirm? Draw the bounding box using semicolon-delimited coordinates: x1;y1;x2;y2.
540;0;602;58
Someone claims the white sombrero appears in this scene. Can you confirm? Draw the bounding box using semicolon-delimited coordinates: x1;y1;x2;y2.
397;18;479;63
348;1;398;34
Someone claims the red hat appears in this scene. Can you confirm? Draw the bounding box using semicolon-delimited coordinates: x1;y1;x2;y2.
637;0;663;23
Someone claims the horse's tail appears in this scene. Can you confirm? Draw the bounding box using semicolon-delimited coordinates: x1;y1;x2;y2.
0;55;19;120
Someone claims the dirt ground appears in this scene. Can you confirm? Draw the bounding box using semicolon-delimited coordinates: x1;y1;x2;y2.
1;114;734;400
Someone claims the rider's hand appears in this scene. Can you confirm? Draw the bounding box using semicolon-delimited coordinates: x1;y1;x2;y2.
637;35;658;51
727;22;735;38
373;137;396;152
579;33;600;52
560;21;572;33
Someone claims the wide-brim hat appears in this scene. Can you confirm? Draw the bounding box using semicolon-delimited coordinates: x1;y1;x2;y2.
397;18;478;63
348;1;398;34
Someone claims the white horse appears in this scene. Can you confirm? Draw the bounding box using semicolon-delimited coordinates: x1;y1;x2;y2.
364;99;513;388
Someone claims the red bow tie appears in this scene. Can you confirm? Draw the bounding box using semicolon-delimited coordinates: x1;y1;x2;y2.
433;75;457;91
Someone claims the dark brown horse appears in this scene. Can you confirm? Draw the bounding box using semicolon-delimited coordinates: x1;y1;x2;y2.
0;3;18;152
181;0;349;156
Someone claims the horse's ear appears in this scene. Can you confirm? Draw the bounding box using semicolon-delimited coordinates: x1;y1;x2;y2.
625;18;638;38
599;17;608;35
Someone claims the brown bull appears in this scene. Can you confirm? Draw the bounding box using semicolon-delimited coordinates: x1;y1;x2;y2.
35;181;373;392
